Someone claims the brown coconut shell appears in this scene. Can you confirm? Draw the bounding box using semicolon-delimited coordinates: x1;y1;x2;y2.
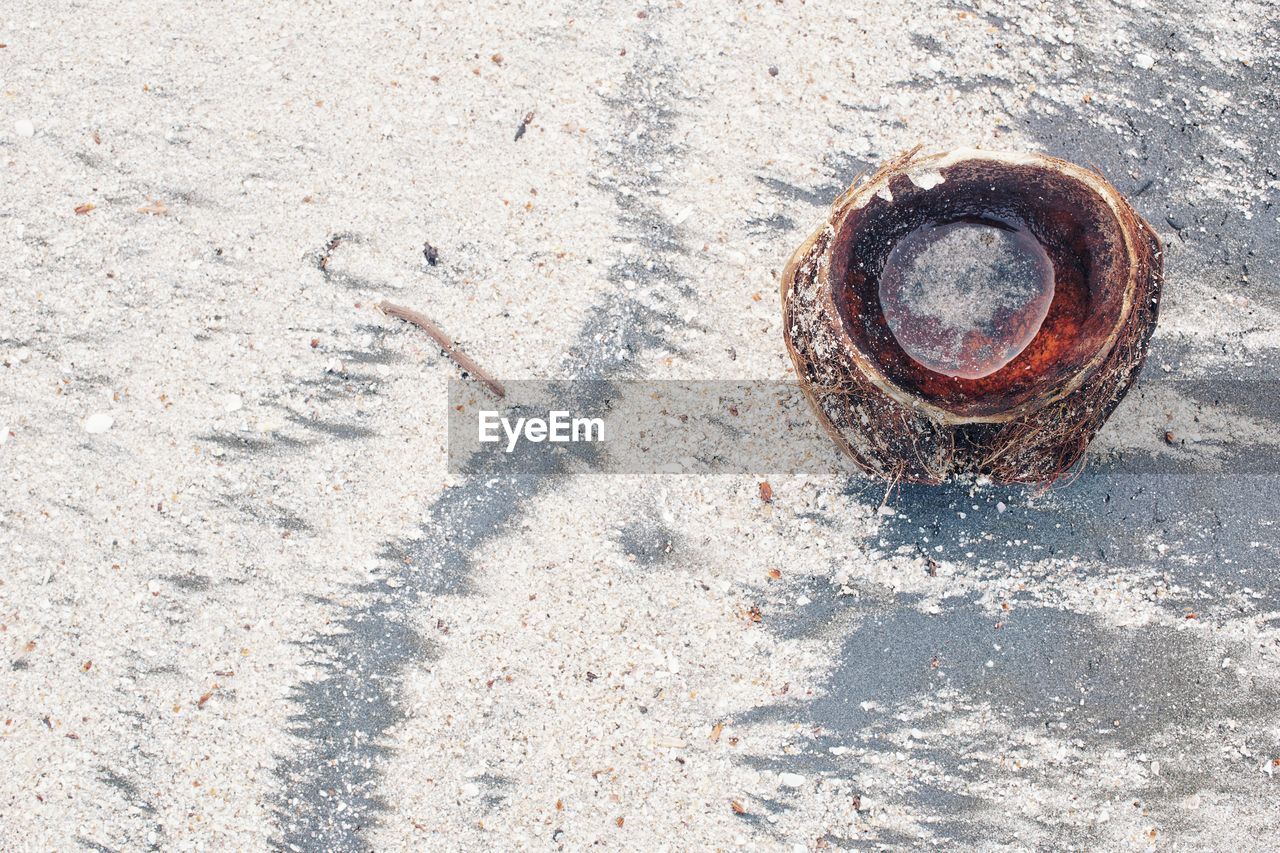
781;148;1163;485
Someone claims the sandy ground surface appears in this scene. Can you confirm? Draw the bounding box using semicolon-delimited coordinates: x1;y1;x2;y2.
2;0;1279;850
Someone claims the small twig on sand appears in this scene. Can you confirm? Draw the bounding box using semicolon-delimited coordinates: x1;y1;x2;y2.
879;463;903;510
317;234;343;270
377;300;506;399
514;110;535;142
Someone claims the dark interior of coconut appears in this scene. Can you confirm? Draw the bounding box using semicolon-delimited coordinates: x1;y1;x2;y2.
829;160;1132;419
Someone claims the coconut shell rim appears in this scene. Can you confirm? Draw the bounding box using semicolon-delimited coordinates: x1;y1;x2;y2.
780;146;1164;484
781;147;1158;427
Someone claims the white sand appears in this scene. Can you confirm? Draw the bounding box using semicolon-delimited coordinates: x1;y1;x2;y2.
2;0;1278;849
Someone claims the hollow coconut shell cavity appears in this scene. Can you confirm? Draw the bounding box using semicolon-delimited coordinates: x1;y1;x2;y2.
781;147;1164;485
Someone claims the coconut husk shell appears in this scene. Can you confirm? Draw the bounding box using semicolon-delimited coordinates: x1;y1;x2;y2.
781;148;1163;485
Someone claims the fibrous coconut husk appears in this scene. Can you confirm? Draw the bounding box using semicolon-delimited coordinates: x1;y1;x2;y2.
781;147;1163;485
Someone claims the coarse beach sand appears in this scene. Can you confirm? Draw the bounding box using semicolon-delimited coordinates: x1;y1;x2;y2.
1;1;1278;849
